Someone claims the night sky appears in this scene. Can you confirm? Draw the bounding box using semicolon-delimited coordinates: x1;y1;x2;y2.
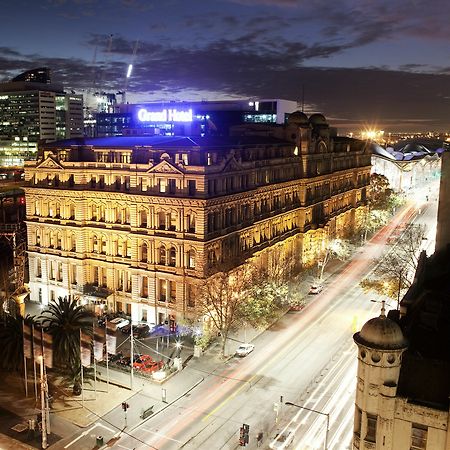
1;0;450;132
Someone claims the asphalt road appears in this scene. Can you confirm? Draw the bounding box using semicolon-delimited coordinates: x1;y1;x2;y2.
108;194;438;450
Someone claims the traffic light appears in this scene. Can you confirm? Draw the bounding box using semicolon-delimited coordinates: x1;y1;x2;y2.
121;402;129;411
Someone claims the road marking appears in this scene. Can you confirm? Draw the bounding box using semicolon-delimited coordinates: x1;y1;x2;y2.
63;422;115;448
142;427;183;443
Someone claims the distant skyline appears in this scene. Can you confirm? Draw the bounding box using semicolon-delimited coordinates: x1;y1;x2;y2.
2;0;450;132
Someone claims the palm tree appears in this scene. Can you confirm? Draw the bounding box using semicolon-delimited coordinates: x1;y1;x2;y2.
0;314;34;370
40;296;94;379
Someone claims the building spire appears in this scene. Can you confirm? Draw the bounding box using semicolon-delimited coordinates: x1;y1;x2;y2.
380;300;386;317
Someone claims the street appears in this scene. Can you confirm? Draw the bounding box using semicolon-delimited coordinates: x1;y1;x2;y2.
106;193;438;450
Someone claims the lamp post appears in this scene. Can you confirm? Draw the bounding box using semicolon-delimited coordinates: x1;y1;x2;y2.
285;401;329;450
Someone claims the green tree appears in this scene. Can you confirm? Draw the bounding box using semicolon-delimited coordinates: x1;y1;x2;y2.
317;239;353;281
40;296;94;377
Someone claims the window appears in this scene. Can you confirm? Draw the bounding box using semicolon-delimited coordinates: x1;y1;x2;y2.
168;178;176;194
71;265;76;285
365;414;377;443
169;280;176;303
159;178;167;193
169;247;176;267
57;262;63;282
188;180;196;196
142;309;148;322
49;262;55;280
124;176;130;191
187;250;195;269
169;213;176;231
142;276;149;298
187;214;195;233
36;260;42;278
411;424;427;450
159;247;166;265
140;209;147;227
159;279;167;302
141;242;148;262
158;211;166;230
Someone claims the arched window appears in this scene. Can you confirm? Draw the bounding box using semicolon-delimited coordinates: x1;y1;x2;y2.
36;230;41;246
169;247;176;267
187;250;195;269
159;246;166;265
69;204;75;220
141;242;148;262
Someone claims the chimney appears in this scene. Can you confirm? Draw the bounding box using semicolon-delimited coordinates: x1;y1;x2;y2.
435;151;450;253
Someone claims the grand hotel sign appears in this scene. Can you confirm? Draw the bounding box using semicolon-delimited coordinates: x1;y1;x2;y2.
137;108;193;123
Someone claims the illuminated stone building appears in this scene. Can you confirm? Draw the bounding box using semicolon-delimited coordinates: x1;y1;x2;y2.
24;112;371;325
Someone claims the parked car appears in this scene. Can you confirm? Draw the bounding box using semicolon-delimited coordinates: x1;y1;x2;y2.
269;428;296;449
133;354;153;370
133;324;150;338
308;284;323;295
110;317;130;329
141;360;164;374
121;323;132;334
235;343;255;357
117;355;131;367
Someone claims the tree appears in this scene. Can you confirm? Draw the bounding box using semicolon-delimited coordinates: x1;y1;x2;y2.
369;173;393;209
317;239;353;281
40;296;94;380
197;264;254;357
360;224;427;304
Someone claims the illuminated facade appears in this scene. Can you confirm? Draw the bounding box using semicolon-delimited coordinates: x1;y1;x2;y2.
24;112;371;325
0;68;83;166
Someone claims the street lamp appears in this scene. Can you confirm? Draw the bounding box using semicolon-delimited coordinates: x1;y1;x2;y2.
285;401;329;450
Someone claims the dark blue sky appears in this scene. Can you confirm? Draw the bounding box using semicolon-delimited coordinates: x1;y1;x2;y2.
1;0;450;132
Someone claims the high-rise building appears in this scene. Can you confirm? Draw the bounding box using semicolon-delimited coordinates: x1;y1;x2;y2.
0;68;83;166
352;151;450;450
24;112;370;326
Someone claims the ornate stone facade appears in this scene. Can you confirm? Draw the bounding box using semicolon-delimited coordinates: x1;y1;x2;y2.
24;113;370;325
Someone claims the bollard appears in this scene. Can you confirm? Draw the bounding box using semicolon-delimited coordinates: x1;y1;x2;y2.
96;435;104;446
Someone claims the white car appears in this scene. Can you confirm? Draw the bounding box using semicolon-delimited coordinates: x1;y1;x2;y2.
308;284;323;295
110;317;130;329
235;343;255;357
269;428;295;449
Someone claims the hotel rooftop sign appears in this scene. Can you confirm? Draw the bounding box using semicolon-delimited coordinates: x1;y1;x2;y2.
137;108;193;123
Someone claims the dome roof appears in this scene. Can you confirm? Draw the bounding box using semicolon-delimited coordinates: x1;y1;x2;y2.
287;111;309;125
355;304;407;350
309;113;327;125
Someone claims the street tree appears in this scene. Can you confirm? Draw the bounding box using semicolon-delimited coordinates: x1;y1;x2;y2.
360;223;427;304
40;296;94;386
197;264;255;357
317;238;353;281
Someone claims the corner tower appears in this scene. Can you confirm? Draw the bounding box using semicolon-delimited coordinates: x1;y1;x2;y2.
352;302;408;450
